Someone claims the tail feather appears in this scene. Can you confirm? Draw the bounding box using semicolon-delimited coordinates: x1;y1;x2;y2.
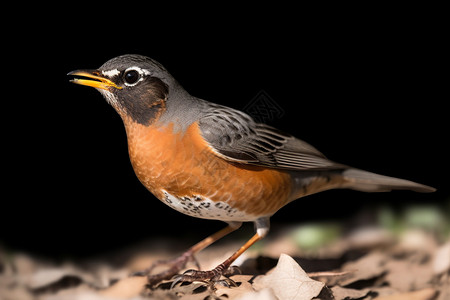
342;169;436;193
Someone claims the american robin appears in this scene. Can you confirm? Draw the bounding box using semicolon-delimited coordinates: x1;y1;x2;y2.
68;54;435;286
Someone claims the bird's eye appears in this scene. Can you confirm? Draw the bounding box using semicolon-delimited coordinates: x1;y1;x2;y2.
123;70;140;85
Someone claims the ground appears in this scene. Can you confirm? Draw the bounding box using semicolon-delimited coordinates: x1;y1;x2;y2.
1;206;449;300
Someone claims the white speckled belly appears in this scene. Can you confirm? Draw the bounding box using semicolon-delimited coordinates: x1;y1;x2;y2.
161;189;256;222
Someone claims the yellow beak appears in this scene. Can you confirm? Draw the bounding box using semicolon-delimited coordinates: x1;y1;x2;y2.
68;69;122;90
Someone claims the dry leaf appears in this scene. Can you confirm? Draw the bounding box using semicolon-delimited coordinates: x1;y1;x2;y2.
374;287;437;300
235;288;277;300
346;227;394;249
0;286;34;300
308;270;354;278
330;286;371;300
384;260;433;292
433;241;450;275
166;282;210;300
28;267;84;290
437;280;450;300
214;275;256;300
253;253;324;300
399;230;438;253
339;251;387;286
98;276;147;299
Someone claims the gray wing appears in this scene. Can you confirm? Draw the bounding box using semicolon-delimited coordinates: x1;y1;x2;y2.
198;104;346;171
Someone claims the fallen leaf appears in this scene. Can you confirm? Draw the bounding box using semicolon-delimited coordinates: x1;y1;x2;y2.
214;275;256;300
346;227;394;249
253;253;324;300
0;285;34;300
433;241;450;275
369;286;401;298
41;285;121;300
28;268;83;290
437;280;450;300
384;259;433;292
235;288;277;300
165;282;209;300
339;251;387;286
98;276;147;299
398;230;438;253
330;286;371;300
374;287;437;300
308;270;354;278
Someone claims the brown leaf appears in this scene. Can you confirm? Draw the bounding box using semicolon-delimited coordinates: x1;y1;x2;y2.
213;275;257;300
374;288;437;300
28;268;84;290
253;253;324;300
384;260;433;292
436;280;450;300
234;288;277;300
98;276;147;299
338;251;387;286
308;270;355;278
330;286;371;300
433;241;450;275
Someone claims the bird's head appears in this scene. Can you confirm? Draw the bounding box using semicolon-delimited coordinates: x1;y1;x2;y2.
69;54;173;125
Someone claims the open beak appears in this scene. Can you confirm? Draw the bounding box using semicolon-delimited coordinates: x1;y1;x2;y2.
68;69;122;90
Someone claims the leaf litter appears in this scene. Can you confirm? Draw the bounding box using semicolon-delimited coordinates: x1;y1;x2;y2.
1;207;449;300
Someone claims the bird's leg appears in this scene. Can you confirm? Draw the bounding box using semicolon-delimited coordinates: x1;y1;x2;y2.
132;222;241;286
172;233;262;287
171;217;270;287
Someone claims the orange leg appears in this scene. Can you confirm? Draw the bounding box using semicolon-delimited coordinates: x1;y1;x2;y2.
189;223;241;253
172;217;270;286
134;222;241;286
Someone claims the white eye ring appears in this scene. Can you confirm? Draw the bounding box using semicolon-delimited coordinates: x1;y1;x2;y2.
122;66;151;87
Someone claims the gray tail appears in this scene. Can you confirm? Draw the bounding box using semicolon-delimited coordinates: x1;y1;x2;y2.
342;168;436;193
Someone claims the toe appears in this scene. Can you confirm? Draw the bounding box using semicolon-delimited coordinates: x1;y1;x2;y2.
170;266;239;289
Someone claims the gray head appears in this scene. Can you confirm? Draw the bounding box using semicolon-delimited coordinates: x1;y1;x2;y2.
69;54;183;125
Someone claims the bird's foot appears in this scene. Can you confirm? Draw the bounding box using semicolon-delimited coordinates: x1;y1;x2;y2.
131;250;200;287
171;264;241;289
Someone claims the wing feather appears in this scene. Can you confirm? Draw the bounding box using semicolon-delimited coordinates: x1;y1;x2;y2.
198;104;345;171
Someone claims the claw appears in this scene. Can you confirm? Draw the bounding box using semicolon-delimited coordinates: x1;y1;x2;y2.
216;277;238;288
182;269;198;276
223;265;241;277
169;269;204;289
170;275;185;289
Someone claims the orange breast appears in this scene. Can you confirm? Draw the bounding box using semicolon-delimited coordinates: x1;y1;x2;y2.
123;118;293;219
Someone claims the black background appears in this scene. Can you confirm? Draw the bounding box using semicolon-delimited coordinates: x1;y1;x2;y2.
2;8;448;259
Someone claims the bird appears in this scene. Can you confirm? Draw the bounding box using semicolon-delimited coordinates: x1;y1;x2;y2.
68;54;435;287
